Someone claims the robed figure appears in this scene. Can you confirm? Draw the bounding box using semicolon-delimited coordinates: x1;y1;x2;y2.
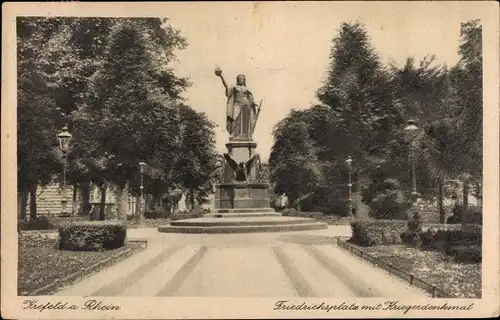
215;68;260;140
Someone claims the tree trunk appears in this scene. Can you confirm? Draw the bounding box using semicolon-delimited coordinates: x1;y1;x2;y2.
473;181;482;206
460;180;469;223
462;181;469;209
19;190;28;220
115;180;129;221
438;179;445;223
189;187;195;210
79;181;91;217
72;182;78;215
29;184;37;220
135;197;140;215
99;183;107;221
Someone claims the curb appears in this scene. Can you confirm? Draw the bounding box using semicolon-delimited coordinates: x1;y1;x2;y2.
26;240;147;296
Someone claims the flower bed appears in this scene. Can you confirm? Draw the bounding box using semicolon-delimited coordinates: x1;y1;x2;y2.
18;233;144;295
354;244;481;298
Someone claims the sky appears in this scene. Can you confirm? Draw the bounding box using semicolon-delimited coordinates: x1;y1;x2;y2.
163;2;482;161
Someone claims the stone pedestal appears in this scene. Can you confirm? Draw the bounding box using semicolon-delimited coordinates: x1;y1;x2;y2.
215;139;272;213
158;138;329;233
215;182;271;209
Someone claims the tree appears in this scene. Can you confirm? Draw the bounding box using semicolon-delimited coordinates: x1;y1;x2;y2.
139;104;218;211
17;17;63;219
73;19;191;219
389;55;462;222
269;115;325;210
450;20;482;213
388;21;482;222
317;21;401;168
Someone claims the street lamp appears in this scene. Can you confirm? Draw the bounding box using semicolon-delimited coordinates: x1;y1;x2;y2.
57;125;72;216
404;119;419;201
345;156;353;216
138;161;147;223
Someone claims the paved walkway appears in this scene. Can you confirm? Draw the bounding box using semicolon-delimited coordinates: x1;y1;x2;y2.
55;226;429;297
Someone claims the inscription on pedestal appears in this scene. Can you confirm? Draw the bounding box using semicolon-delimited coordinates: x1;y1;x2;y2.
234;188;249;198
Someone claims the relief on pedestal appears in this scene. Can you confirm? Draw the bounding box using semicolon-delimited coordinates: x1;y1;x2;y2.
222;152;262;183
234;188;249;198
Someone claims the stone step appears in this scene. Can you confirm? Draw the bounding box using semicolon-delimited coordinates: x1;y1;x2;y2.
158;216;328;234
158;222;328;234
208;212;282;218
170;216;317;227
213;208;275;213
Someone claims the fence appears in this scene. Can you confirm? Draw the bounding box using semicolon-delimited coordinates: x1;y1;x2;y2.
335;236;454;298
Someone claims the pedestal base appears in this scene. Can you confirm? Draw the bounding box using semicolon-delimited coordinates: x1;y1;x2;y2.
158;216;328;234
214;182;271;210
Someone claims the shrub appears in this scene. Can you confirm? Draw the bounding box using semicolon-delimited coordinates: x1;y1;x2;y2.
281;208;298;216
447;214;460;224
463;207;482;225
17;216;53;232
449;245;482;263
349;219;407;246
144;211;163;219
421;228;438;248
169;211;203;221
302;186;349;216
127;213;140;221
447;205;483;225
438;224;482;246
365;179;411;220
58;221;126;251
406;212;423;248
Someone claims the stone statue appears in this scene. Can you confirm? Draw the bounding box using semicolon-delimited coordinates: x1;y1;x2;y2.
215;67;261;140
223;153;261;182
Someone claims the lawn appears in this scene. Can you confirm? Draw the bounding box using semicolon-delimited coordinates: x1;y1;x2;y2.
18;233;145;295
349;243;481;298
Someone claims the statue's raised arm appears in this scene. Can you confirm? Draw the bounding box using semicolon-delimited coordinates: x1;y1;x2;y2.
214;67;230;97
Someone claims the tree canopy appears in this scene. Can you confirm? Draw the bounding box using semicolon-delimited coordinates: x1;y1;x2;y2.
270;20;483;217
17;17;217;219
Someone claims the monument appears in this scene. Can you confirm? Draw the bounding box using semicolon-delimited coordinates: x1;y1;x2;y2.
157;67;327;233
212;67;274;214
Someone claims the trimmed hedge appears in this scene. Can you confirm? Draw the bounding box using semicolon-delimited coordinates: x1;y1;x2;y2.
58;221;126;251
413;224;482;263
435;224;482;247
17;217;53;232
349;219;407;246
447;205;483;225
447;245;482;263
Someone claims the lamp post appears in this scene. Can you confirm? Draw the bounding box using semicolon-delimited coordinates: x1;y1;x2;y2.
404;119;419;202
346;156;353;216
138;161;147;224
57;125;72;216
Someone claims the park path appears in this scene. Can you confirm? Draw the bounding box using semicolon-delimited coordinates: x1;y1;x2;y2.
55;226;429;298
